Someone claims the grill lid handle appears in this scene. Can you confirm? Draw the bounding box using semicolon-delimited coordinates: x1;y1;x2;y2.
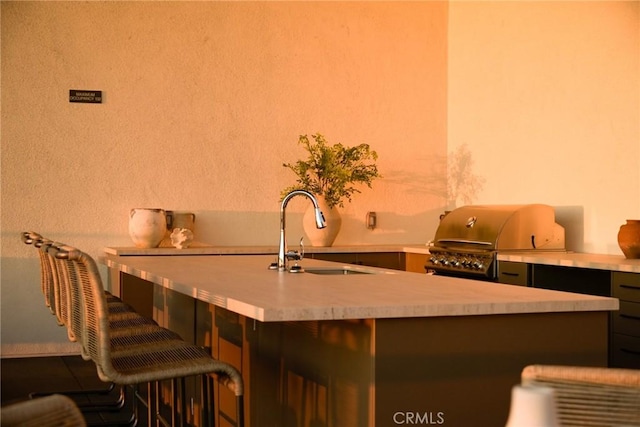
436;239;493;246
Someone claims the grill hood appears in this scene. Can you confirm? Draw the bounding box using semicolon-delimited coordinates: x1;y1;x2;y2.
433;204;565;252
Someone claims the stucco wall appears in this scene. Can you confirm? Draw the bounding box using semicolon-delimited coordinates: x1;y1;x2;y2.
1;1;447;356
448;0;640;254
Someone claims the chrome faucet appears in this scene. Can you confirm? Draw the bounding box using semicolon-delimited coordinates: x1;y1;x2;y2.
271;189;326;272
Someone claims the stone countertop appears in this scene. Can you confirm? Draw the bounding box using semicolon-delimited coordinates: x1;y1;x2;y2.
103;243;432;256
104;244;640;273
103;254;617;322
498;252;640;273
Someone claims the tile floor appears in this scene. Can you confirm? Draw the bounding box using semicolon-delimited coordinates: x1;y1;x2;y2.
1;355;137;425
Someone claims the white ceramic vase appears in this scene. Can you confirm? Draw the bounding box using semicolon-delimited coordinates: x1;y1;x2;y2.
505;385;559;427
128;208;167;248
303;196;342;247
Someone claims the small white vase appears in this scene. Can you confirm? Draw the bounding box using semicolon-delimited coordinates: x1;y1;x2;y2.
128;208;167;248
505;385;559;427
303;196;342;246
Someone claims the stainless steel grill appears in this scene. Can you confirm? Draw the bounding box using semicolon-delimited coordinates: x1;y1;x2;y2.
426;204;565;280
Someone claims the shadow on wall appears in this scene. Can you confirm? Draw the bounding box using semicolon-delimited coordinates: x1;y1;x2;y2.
553;206;585;252
382;157;447;201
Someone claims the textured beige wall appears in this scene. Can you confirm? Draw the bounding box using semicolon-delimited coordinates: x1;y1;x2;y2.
1;1;447;356
448;1;639;254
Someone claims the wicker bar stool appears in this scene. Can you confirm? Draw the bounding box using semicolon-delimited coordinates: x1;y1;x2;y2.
46;244;164;347
22;232;166;418
21;232;58;319
48;243;191;423
521;365;640;426
22;233;140;418
21;232;149;334
1;394;87;427
52;244;245;427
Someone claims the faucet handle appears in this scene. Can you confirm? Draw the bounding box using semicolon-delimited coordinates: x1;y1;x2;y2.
285;237;305;261
298;237;305;261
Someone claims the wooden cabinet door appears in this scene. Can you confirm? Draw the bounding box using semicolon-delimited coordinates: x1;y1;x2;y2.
532;265;611;296
312;252;406;271
611;272;640;368
497;261;530;286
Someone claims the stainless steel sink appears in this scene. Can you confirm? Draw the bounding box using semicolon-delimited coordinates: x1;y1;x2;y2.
304;267;375;275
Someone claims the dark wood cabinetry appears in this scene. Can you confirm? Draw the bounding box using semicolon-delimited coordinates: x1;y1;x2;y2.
498;261;612;296
310;251;429;273
497;260;640;369
611;272;640;368
497;261;530;286
532;265;611;297
310;252;403;270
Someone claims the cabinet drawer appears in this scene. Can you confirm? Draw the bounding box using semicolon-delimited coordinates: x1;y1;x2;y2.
612;272;640;302
356;253;403;270
311;252;403;271
311;253;357;264
610;333;640;369
532;265;611;296
497;261;530;286
405;253;429;274
612;300;640;337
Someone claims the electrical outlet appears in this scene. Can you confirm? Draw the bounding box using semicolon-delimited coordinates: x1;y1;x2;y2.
366;212;377;230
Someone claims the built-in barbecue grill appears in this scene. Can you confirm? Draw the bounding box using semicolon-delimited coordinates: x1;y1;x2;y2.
426;204;565;280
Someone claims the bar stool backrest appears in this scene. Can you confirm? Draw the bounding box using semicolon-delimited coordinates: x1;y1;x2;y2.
39;241;69;326
49;245;99;358
52;245;116;380
36;239;56;313
521;365;640;426
21;232;55;313
45;244;81;343
1;393;87;427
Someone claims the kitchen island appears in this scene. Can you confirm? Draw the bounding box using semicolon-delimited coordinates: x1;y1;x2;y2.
104;253;617;427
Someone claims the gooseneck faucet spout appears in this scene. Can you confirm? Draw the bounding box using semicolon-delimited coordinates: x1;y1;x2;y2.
276;189;326;272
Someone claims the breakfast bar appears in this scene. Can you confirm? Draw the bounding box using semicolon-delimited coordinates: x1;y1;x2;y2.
104;253;618;427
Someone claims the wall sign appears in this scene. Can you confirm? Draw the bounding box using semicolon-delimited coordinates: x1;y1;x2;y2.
69;90;102;104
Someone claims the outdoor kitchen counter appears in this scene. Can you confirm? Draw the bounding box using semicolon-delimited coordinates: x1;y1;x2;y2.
498;251;640;273
104;243;431;256
103;253;617;322
103;253;618;426
105;244;640;273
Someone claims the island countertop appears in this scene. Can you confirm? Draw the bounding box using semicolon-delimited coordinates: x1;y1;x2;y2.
103;254;618;322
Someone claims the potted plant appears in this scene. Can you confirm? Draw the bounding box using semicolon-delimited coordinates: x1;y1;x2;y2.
281;133;381;246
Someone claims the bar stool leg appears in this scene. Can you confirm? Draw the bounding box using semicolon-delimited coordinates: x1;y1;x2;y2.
201;374;213;427
170;379;178;427
237;394;245;427
179;377;188;427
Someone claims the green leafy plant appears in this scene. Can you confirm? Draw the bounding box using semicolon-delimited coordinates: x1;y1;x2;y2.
282;133;381;208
